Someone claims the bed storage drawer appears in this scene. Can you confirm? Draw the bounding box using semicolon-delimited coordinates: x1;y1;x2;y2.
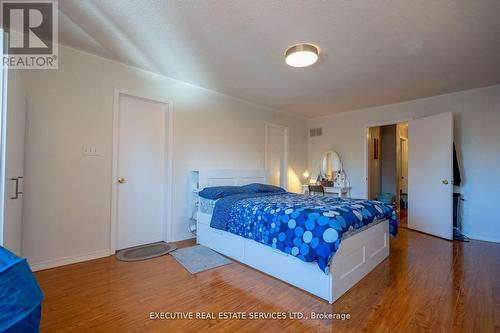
244;238;331;301
197;223;244;262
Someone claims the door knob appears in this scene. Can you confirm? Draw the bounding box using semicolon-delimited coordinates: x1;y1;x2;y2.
442;179;449;185
117;177;127;184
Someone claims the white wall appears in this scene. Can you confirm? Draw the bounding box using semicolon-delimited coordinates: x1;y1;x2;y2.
309;84;500;243
20;46;308;267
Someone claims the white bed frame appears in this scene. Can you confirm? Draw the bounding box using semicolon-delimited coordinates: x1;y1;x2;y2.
195;169;389;303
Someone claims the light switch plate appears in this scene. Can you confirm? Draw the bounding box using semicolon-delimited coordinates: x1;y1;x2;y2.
81;145;100;156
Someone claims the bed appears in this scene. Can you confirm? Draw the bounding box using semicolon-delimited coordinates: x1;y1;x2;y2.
195;169;398;303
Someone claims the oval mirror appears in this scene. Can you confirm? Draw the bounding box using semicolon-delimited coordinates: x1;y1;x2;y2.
321;151;342;180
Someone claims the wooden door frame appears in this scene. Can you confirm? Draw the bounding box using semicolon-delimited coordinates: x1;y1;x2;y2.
110;89;173;253
264;123;289;190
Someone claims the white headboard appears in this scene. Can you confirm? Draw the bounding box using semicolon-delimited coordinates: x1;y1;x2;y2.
196;169;268;189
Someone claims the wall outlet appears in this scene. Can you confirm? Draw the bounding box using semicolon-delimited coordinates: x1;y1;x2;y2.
81;145;100;156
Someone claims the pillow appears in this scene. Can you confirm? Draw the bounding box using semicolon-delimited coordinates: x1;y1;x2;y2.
198;186;248;200
241;183;286;193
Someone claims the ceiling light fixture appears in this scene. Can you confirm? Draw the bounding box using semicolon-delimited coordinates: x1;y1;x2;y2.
285;43;319;68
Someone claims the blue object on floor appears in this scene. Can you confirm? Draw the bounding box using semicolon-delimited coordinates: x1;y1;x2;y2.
0;246;43;333
377;193;394;205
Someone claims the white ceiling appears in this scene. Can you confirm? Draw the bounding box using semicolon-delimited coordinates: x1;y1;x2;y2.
59;0;500;117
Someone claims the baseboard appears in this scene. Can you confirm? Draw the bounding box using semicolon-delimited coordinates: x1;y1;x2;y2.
463;233;500;244
29;249;112;272
170;235;196;243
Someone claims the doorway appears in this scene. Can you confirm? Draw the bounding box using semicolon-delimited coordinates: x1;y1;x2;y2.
265;123;288;190
111;91;172;251
366;113;453;240
367;122;408;226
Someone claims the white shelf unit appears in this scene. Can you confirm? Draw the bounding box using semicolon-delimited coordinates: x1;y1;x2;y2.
189;171;201;234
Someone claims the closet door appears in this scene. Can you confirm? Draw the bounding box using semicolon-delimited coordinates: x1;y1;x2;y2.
115;93;168;250
0;31;27;255
2;69;26;255
408;112;453;240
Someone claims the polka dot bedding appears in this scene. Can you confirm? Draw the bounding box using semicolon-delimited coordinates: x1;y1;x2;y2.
211;192;398;273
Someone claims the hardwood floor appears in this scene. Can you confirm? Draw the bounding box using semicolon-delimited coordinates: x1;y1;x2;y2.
35;228;500;332
396;207;407;228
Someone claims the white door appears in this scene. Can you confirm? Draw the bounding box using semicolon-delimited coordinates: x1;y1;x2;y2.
0;25;27;256
116;94;168;250
408;112;453;240
2;69;26;255
265;124;288;189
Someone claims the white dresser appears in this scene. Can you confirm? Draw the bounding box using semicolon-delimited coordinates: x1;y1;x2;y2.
301;185;351;198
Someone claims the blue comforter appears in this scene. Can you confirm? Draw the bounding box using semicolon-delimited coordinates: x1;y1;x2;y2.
0;247;43;333
210;193;398;273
